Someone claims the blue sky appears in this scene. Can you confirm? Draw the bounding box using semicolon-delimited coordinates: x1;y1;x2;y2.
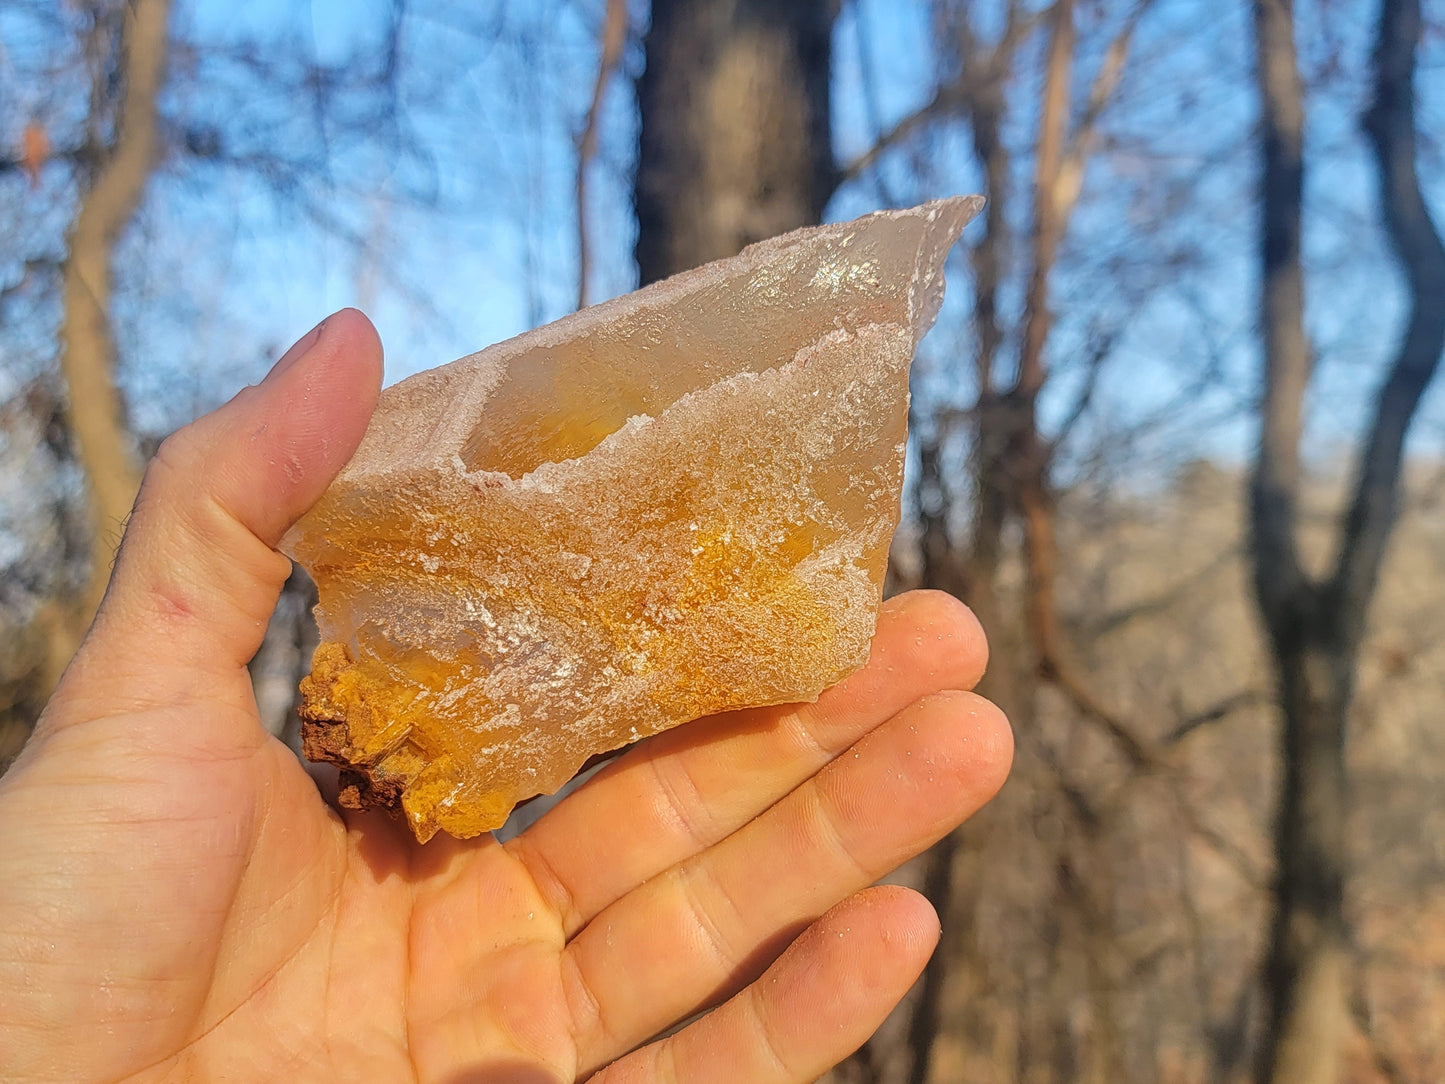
5;0;1445;485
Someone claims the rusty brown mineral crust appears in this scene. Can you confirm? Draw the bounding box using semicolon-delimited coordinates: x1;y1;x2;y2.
284;197;983;842
299;643;406;816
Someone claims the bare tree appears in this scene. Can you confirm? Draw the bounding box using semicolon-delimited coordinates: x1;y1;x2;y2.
50;0;172;681
1;0;457;737
634;0;839;283
1250;0;1445;1081
886;4;1151;1078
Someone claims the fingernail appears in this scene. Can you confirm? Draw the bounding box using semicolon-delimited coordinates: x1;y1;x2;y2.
263;317;327;383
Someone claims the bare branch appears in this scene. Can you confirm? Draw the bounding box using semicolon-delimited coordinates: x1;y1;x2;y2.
1088;544;1242;638
1332;0;1445;639
1162;689;1266;747
1009;0;1158;772
1037;641;1155;768
0;145;86;178
1048;321;1123;451
837;83;965;186
1249;0;1311;621
836;2;1047;187
1178;801;1269;891
58;0;171;632
1347;972;1409;1084
1055;0;1156;221
1018;0;1075;400
849;0;904;209
968;79;1010;394
575;0;628;310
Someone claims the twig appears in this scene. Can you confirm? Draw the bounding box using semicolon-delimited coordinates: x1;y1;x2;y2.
1055;0;1156;217
848;0;901;209
1037;643;1154;768
837;83;966;186
1163;689;1265;746
574;0;628;311
1176;800;1267;891
1048;320;1123;452
1088;545;1242;639
835;3;1047;186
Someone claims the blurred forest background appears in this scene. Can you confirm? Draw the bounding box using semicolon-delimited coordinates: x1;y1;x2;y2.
2;0;1444;1082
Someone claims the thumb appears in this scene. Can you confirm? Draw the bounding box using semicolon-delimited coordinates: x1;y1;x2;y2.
69;309;382;691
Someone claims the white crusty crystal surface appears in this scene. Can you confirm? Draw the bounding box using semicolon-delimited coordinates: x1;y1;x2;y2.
283;196;983;842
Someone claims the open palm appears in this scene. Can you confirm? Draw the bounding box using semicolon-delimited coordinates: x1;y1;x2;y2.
0;312;1010;1083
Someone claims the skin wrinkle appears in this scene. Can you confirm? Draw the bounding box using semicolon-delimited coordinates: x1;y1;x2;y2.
484;955;578;1084
560;947;609;1074
776;703;834;762
401;833;421;1084
94;924;314;1084
335;829;416;1083
7;740;257;792
319;871;346;1082
688;857;755;980
147;417;288;575
670;861;739;993
222;845;323;953
796;781;876;889
647;751;716;855
505;834;584;935
7;759;264;1072
114;505;288;656
23;733;263;787
413;894;562;991
37;689;252;733
741;979;796;1080
609;1034;682;1084
179;743;285;1062
176;487;291;585
210;904;344;1079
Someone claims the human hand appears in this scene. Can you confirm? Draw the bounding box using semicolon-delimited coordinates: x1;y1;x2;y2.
0;310;1011;1083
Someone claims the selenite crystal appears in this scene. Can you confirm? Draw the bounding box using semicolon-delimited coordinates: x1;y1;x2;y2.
282;196;983;842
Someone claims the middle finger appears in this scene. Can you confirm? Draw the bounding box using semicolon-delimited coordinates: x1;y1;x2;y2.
560;688;1011;1076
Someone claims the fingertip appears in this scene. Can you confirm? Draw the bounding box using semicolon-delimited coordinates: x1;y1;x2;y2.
919;689;1014;807
769;887;939;1046
962;692;1014;802
238;308;384;545
877;589;990;690
304;308;385;401
845;884;941;965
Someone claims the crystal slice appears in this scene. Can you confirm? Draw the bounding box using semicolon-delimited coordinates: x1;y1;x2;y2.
282;197;982;842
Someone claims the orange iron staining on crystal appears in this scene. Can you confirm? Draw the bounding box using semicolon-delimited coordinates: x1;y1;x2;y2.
283;197;983;842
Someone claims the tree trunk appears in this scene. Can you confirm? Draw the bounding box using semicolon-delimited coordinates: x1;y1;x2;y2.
1252;1;1445;1081
51;0;172;683
634;0;838;283
1258;611;1351;1084
1249;2;1346;1078
902;17;1018;1079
